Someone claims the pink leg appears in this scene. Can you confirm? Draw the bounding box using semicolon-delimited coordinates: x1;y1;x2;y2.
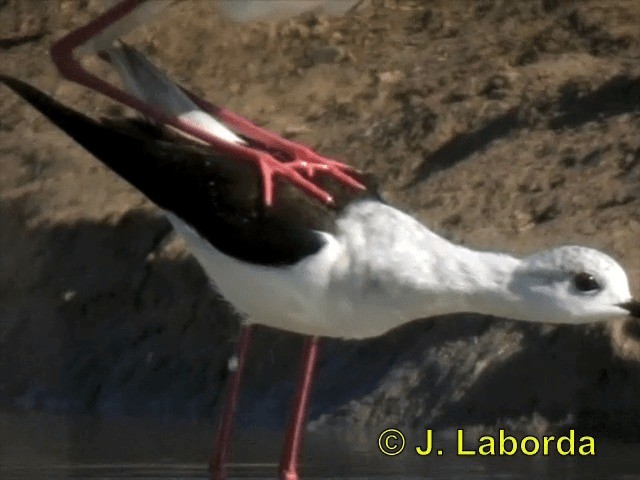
209;324;253;480
278;336;321;480
49;0;364;207
181;87;365;192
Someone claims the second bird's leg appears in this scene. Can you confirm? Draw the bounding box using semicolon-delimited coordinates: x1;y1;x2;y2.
209;324;253;480
50;0;361;207
278;336;321;480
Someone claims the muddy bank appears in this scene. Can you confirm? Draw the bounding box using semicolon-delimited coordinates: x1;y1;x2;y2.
1;0;640;438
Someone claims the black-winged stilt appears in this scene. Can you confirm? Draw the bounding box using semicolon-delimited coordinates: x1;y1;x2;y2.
2;2;639;480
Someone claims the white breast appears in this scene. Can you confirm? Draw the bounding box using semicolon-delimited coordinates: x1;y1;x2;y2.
165;201;445;339
165;212;346;336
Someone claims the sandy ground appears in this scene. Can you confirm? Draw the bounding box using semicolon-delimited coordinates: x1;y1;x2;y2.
1;0;640;439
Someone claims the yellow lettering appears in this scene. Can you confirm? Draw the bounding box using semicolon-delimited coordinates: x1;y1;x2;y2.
457;430;476;456
578;436;595;456
557;430;575;456
499;429;517;455
416;429;433;456
477;436;495;455
452;430;589;457
520;436;539;455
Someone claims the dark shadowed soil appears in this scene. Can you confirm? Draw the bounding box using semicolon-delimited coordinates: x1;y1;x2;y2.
1;0;640;440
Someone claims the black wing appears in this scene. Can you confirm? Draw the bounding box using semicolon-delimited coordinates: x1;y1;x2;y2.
1;76;379;266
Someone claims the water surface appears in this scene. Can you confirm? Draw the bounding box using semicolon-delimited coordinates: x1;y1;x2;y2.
2;411;640;479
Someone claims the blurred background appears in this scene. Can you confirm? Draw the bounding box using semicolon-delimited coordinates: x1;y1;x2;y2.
1;0;640;471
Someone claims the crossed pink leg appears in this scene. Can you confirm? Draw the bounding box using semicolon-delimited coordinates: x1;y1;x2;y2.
49;1;360;479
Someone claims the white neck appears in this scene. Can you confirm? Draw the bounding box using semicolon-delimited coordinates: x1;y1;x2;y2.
397;244;525;321
453;249;525;319
336;201;528;328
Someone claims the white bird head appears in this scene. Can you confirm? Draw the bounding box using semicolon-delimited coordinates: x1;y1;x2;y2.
508;246;639;324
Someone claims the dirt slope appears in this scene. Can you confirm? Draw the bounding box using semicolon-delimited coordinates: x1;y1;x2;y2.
1;0;640;438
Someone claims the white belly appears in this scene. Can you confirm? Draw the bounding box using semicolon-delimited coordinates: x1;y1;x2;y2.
165;213;408;339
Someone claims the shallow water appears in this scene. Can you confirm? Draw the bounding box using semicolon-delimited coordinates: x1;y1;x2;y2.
2;411;640;479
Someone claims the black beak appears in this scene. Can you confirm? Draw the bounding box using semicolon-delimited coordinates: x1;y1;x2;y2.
619;300;640;318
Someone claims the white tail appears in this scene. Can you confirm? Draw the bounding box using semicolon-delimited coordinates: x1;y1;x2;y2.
107;44;245;145
70;0;359;144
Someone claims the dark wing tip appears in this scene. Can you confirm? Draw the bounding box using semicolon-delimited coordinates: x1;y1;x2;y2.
1;75;50;107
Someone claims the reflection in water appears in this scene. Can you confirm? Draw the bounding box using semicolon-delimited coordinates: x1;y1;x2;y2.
1;411;640;479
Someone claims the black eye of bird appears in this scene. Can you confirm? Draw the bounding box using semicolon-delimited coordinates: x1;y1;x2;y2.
573;272;601;292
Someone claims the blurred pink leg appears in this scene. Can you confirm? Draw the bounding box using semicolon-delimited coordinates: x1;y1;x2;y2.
278;336;321;480
209;325;252;480
49;0;362;207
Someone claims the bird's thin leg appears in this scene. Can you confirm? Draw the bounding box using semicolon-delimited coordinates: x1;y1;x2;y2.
209;324;253;480
278;336;321;480
50;0;364;207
